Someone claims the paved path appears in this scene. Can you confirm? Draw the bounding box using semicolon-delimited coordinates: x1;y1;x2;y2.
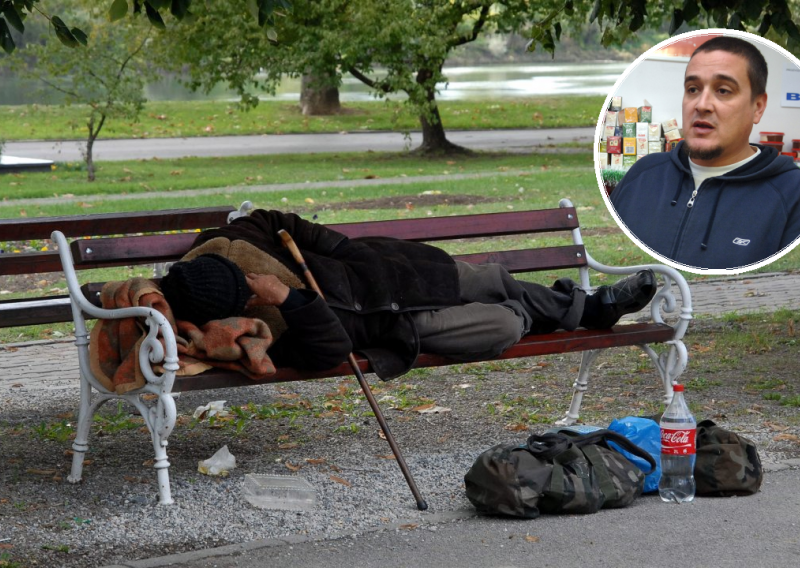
3;271;799;395
2;128;595;162
102;467;800;568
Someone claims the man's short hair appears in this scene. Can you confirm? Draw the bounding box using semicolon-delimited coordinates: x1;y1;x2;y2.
691;36;768;100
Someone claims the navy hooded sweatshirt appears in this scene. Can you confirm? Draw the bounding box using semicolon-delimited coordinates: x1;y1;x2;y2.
610;141;800;270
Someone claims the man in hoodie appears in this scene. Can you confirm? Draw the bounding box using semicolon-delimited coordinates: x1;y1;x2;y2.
611;36;800;270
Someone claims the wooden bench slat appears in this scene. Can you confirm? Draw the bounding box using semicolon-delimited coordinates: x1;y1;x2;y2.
71;233;198;266
0;296;74;327
172;323;674;392
0;206;235;241
0;251;65;276
327;208;580;241
453;246;587;272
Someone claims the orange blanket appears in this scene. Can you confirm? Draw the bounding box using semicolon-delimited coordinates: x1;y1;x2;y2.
89;278;275;394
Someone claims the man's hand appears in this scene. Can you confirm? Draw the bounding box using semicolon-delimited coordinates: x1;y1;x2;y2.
246;273;290;307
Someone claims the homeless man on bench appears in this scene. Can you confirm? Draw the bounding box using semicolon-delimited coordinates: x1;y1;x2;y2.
159;209;657;380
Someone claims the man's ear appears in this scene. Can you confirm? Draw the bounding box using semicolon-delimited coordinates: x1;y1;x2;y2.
752;93;768;124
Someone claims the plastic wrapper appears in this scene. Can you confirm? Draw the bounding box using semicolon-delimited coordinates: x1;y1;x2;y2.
198;445;237;476
608;416;662;493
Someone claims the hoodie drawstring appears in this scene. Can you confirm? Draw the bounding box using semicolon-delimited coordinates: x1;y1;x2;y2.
670;184;683;206
700;185;724;251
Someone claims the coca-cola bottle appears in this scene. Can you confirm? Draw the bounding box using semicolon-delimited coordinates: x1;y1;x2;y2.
658;384;696;503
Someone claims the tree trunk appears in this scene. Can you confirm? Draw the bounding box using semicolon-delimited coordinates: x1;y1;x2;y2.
414;75;470;155
84;114;105;182
86;134;96;182
300;71;341;116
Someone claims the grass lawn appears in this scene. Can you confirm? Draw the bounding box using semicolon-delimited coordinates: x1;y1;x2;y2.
0;96;605;141
0;152;593;203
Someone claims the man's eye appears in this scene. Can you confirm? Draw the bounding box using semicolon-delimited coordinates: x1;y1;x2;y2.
718;88;731;95
686;86;697;94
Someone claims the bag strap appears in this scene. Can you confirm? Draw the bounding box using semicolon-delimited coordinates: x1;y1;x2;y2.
547;445;587;504
525;432;572;460
570;429;657;475
581;444;618;499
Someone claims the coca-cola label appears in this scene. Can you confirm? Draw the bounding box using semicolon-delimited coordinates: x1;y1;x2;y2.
660;427;696;455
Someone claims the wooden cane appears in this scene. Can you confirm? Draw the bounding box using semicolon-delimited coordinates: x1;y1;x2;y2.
277;229;428;511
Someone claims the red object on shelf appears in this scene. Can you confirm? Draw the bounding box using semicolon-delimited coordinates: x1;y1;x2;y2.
759;131;784;142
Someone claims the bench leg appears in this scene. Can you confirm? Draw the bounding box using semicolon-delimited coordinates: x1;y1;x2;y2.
640;340;688;407
129;394;177;505
68;378;112;484
556;349;601;426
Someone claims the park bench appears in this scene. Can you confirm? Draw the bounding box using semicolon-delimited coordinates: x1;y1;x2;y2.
46;198;692;510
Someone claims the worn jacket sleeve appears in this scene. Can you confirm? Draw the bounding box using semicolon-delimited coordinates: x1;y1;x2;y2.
267;289;352;371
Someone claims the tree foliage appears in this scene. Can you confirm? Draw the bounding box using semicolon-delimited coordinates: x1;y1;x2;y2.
0;0;290;54
2;4;156;180
527;0;800;57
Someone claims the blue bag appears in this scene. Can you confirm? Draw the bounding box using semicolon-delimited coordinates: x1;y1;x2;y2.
608;416;662;493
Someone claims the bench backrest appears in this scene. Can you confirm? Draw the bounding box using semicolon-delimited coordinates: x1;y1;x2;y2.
70;207;588;276
0;206;238;276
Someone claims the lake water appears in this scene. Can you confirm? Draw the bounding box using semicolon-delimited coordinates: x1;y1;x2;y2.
0;61;631;106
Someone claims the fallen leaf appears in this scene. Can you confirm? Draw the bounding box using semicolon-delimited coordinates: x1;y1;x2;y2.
329;475;351;486
306;458;327;465
0;543;13;549
26;469;57;476
525;535;540;543
764;422;790;432
278;443;299;450
399;523;418;530
285;461;303;472
376;454;396;460
142;459;155;467
773;433;800;442
505;423;529;432
378;430;387;440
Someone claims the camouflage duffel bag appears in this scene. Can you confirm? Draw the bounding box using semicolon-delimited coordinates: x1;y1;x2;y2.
695;419;763;497
464;429;656;518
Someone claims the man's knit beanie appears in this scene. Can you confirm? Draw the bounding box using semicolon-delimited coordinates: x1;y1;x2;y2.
160;254;250;326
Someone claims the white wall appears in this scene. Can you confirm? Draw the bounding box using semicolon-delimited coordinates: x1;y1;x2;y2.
610;40;800;149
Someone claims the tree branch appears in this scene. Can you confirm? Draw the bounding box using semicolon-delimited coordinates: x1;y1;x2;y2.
28;72;81;99
450;5;491;48
347;66;392;93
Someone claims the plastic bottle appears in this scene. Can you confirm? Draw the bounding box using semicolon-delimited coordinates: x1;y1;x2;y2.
658;384;696;503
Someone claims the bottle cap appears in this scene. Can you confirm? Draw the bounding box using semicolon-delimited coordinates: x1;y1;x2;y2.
673;384;684;392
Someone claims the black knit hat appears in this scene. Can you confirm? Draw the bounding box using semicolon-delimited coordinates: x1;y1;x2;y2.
160;254;250;326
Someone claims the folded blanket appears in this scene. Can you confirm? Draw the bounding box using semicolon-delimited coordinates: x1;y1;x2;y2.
89;278;275;394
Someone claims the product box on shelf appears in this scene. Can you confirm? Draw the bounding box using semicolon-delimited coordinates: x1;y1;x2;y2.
623;137;637;155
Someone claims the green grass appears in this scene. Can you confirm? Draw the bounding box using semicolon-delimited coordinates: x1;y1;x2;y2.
0;151;593;203
0;96;605;141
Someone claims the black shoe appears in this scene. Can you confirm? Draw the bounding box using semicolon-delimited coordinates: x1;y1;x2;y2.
581;269;657;329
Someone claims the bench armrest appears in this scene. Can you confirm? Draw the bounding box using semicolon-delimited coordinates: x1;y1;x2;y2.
51;230;180;392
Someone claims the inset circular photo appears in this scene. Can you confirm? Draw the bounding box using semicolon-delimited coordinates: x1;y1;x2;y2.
596;30;800;274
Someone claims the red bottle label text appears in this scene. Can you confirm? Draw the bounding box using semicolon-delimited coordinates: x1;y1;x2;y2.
660;427;696;455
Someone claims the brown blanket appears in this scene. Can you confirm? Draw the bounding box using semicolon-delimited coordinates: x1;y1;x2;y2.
89;278;275;394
